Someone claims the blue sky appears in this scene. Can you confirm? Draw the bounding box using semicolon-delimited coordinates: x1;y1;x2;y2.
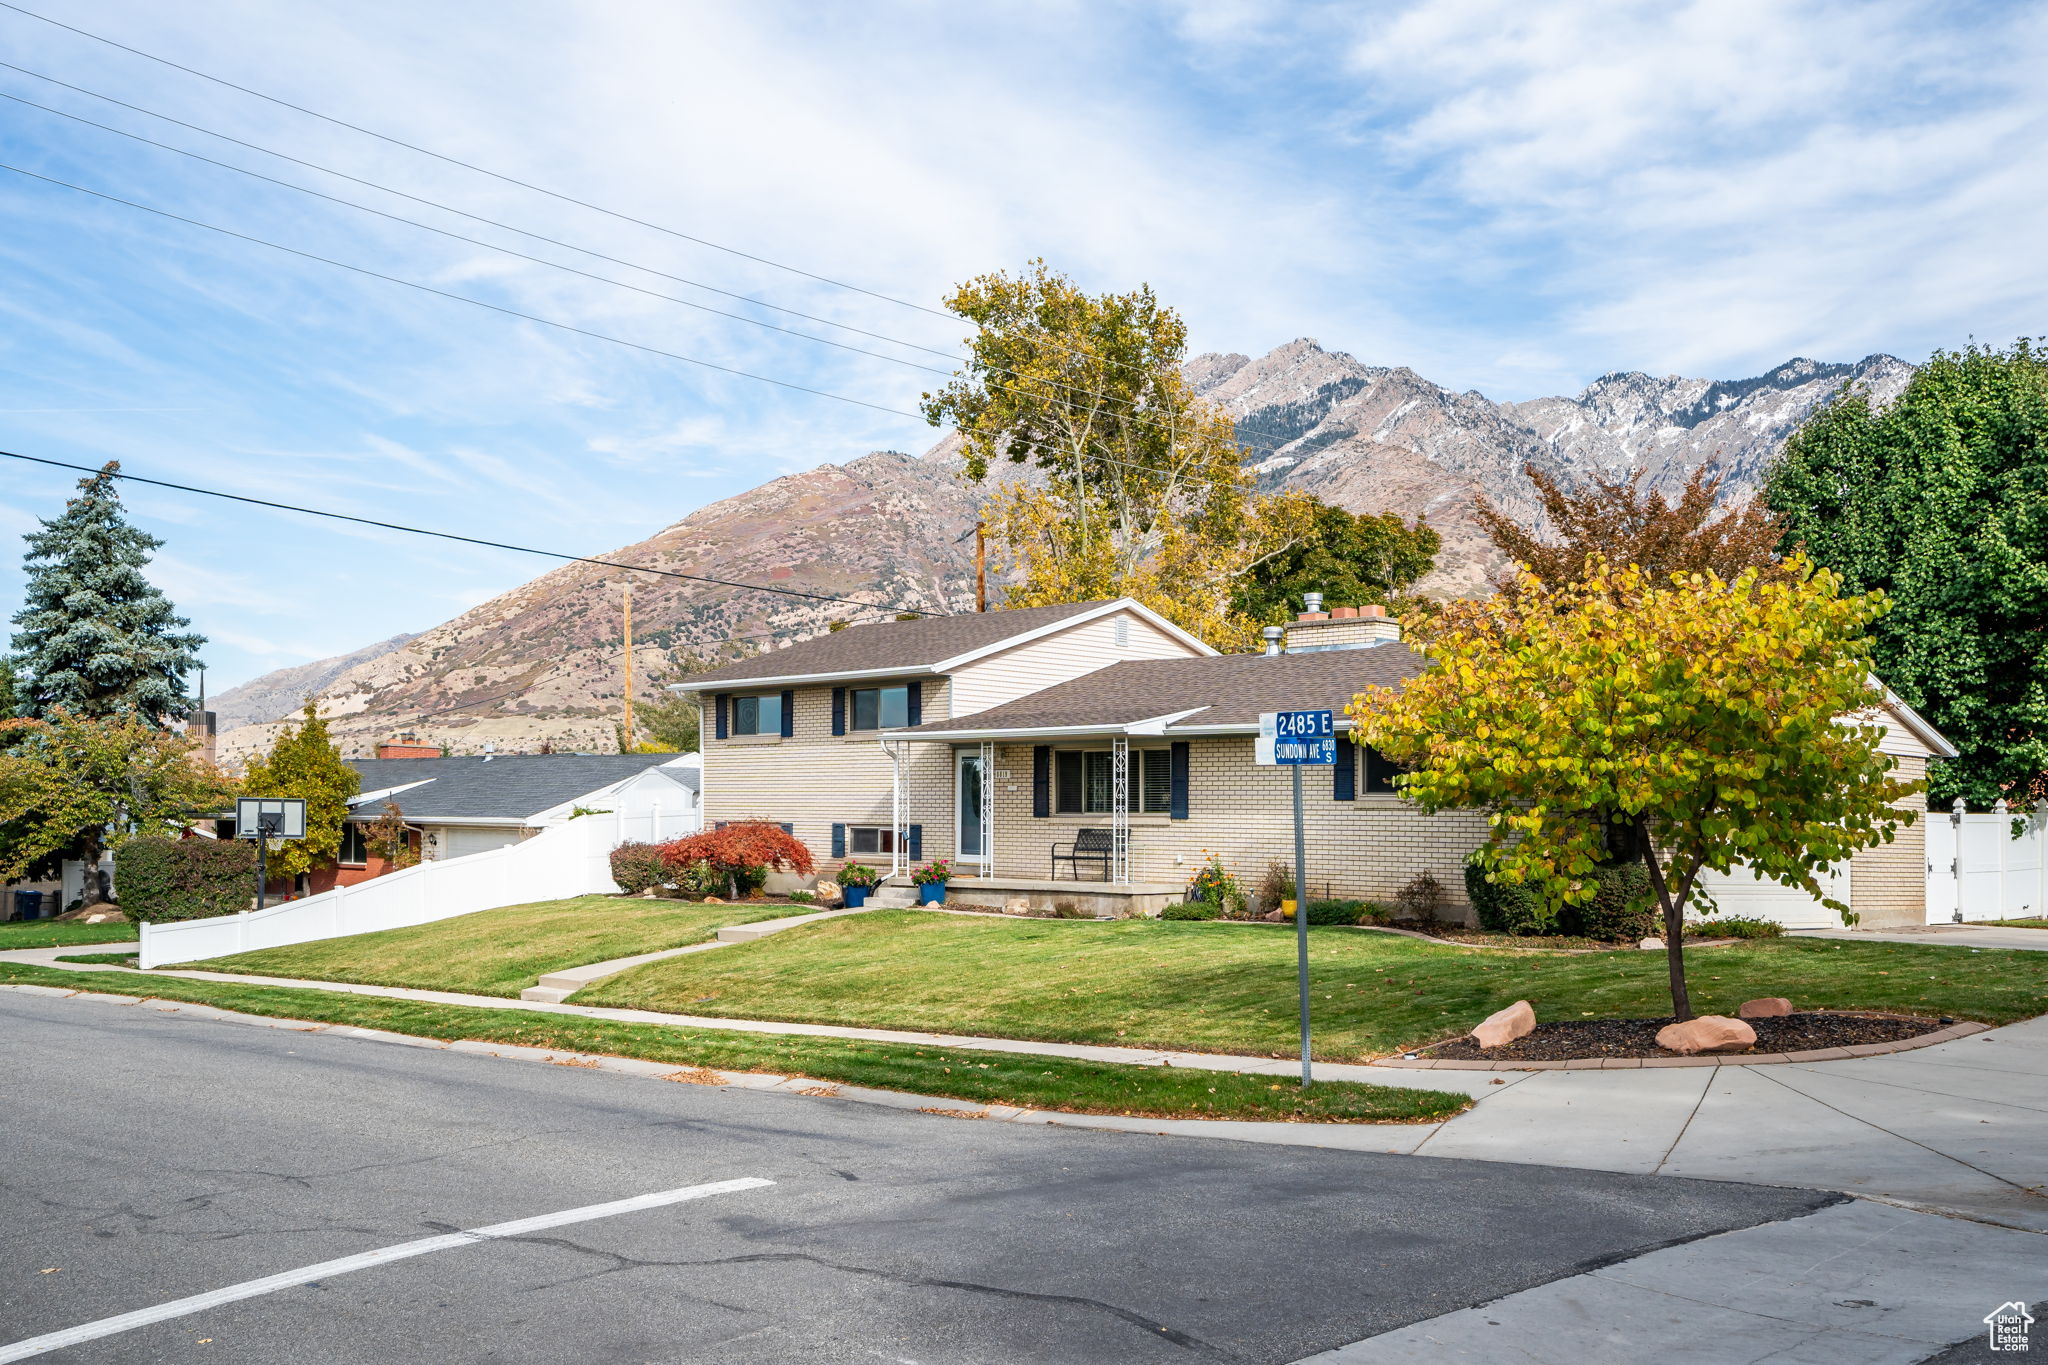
3;0;2044;690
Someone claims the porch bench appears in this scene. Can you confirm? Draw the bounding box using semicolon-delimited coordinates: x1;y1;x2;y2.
1051;828;1115;881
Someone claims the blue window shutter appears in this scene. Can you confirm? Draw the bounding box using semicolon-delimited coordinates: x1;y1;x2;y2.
1032;746;1051;817
908;824;922;860
780;823;793;835
1334;739;1356;801
1169;742;1190;820
714;821;727;831
906;680;922;727
831;687;846;736
780;689;795;738
831;823;846;858
714;693;729;740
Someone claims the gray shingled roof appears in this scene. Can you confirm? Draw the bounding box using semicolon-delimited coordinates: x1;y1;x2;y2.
888;645;1428;734
681;600;1112;686
346;754;689;821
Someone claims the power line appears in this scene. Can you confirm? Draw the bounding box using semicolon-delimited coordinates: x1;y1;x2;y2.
0;161;924;420
0;87;955;378
0;67;1291;459
0;161;1297;484
0;29;1299;452
0;449;951;617
0;0;961;324
0;62;966;365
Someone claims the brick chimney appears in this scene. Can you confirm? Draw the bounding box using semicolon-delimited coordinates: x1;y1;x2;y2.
375;732;444;759
1283;601;1401;652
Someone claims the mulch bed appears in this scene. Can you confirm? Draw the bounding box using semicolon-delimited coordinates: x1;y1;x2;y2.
1422;1011;1951;1062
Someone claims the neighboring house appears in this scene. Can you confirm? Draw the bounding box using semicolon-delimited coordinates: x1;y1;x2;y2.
312;751;701;892
690;596;1954;929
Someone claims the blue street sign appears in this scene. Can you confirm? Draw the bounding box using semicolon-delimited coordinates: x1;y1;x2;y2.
1261;709;1337;765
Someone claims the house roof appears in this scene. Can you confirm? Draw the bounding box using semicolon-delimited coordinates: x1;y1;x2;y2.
677;598;1212;689
888;645;1427;738
345;753;688;822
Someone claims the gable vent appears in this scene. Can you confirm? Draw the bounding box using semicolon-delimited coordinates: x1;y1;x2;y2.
1113;617;1130;649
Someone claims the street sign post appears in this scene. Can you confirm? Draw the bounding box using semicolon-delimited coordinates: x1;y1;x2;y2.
1257;710;1336;1085
236;797;307;912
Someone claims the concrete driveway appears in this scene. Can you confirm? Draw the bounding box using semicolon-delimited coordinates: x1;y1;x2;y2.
1794;923;2048;951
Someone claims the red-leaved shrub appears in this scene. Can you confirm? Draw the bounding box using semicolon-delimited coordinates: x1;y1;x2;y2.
658;822;814;899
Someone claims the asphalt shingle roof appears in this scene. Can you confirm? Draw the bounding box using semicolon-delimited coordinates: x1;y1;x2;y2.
888;645;1428;734
681;600;1113;686
345;753;690;821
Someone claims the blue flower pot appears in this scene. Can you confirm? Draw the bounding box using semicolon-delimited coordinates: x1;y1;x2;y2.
918;883;947;905
842;885;870;908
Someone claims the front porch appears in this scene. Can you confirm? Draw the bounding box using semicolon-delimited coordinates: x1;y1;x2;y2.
881;873;1187;918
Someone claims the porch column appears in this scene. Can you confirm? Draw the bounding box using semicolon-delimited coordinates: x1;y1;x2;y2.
886;739;905;879
1111;736;1129;885
980;739;996;876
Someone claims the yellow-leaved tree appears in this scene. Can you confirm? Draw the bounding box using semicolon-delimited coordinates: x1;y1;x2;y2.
920;261;1316;650
1348;557;1917;1019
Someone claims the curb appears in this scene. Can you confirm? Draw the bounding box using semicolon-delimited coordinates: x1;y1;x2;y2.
0;982;1428;1140
1374;1020;1993;1070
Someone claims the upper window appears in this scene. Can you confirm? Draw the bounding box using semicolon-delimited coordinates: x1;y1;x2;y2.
338;821;368;866
1055;749;1172;814
849;685;909;731
732;693;783;736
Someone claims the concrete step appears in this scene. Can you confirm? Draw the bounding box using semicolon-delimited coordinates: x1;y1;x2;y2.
517;985;576;1004
715;908;866;942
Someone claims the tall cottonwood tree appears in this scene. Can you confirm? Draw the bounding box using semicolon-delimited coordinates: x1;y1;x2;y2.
11;462;204;726
1473;463;1782;590
921;261;1315;649
1768;340;2048;807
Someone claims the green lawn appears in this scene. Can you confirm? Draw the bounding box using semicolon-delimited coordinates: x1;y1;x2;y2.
0;964;1465;1123
576;910;2048;1061
183;896;795;998
1977;918;2048;931
0;920;137;950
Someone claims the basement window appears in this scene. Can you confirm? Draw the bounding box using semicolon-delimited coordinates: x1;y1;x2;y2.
848;826;899;855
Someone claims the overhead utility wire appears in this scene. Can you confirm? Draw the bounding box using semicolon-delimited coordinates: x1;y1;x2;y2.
0;20;1270;434
0;449;948;618
0;163;921;420
0;162;1289;484
0;62;961;364
0;88;953;378
0;0;959;323
0;68;1290;461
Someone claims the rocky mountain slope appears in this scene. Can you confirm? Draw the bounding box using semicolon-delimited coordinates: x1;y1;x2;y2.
216;341;1910;760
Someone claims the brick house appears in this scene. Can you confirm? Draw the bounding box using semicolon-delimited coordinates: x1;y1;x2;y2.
688;596;1954;928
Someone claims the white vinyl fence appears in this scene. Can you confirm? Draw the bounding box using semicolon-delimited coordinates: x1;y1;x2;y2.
138;806;694;969
1925;798;2048;925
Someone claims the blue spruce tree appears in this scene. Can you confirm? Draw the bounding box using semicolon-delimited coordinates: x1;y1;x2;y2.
10;462;205;725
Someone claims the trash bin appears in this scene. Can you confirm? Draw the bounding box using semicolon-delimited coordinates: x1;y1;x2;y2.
11;889;43;921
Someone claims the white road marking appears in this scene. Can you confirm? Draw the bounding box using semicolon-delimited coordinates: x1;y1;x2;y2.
0;1177;774;1362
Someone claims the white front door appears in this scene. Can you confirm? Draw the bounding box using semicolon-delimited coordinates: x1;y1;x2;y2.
956;749;989;873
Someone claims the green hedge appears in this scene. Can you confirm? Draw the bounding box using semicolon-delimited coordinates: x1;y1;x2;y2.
1303;898;1376;925
1464;859;1658;942
1160;900;1221;921
117;836;256;923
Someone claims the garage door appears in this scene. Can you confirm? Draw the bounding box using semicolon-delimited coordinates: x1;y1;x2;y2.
440;827;521;860
1693;862;1850;930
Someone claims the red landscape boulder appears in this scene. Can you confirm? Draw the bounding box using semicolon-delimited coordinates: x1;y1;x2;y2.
1738;997;1793;1019
1656;1015;1757;1054
1471;1000;1537;1049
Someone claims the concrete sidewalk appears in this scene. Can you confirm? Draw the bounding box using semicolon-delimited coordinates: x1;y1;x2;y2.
1795;923;2048;951
1301;1198;2042;1364
9;944;2046;1230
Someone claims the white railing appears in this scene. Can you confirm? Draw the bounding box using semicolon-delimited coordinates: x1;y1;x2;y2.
1927;798;2047;924
137;806;695;969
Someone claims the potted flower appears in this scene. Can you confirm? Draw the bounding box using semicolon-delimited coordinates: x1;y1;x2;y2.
836;861;881;908
910;858;953;905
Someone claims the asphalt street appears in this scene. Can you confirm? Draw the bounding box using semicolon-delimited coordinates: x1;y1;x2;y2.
2;991;1838;1364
